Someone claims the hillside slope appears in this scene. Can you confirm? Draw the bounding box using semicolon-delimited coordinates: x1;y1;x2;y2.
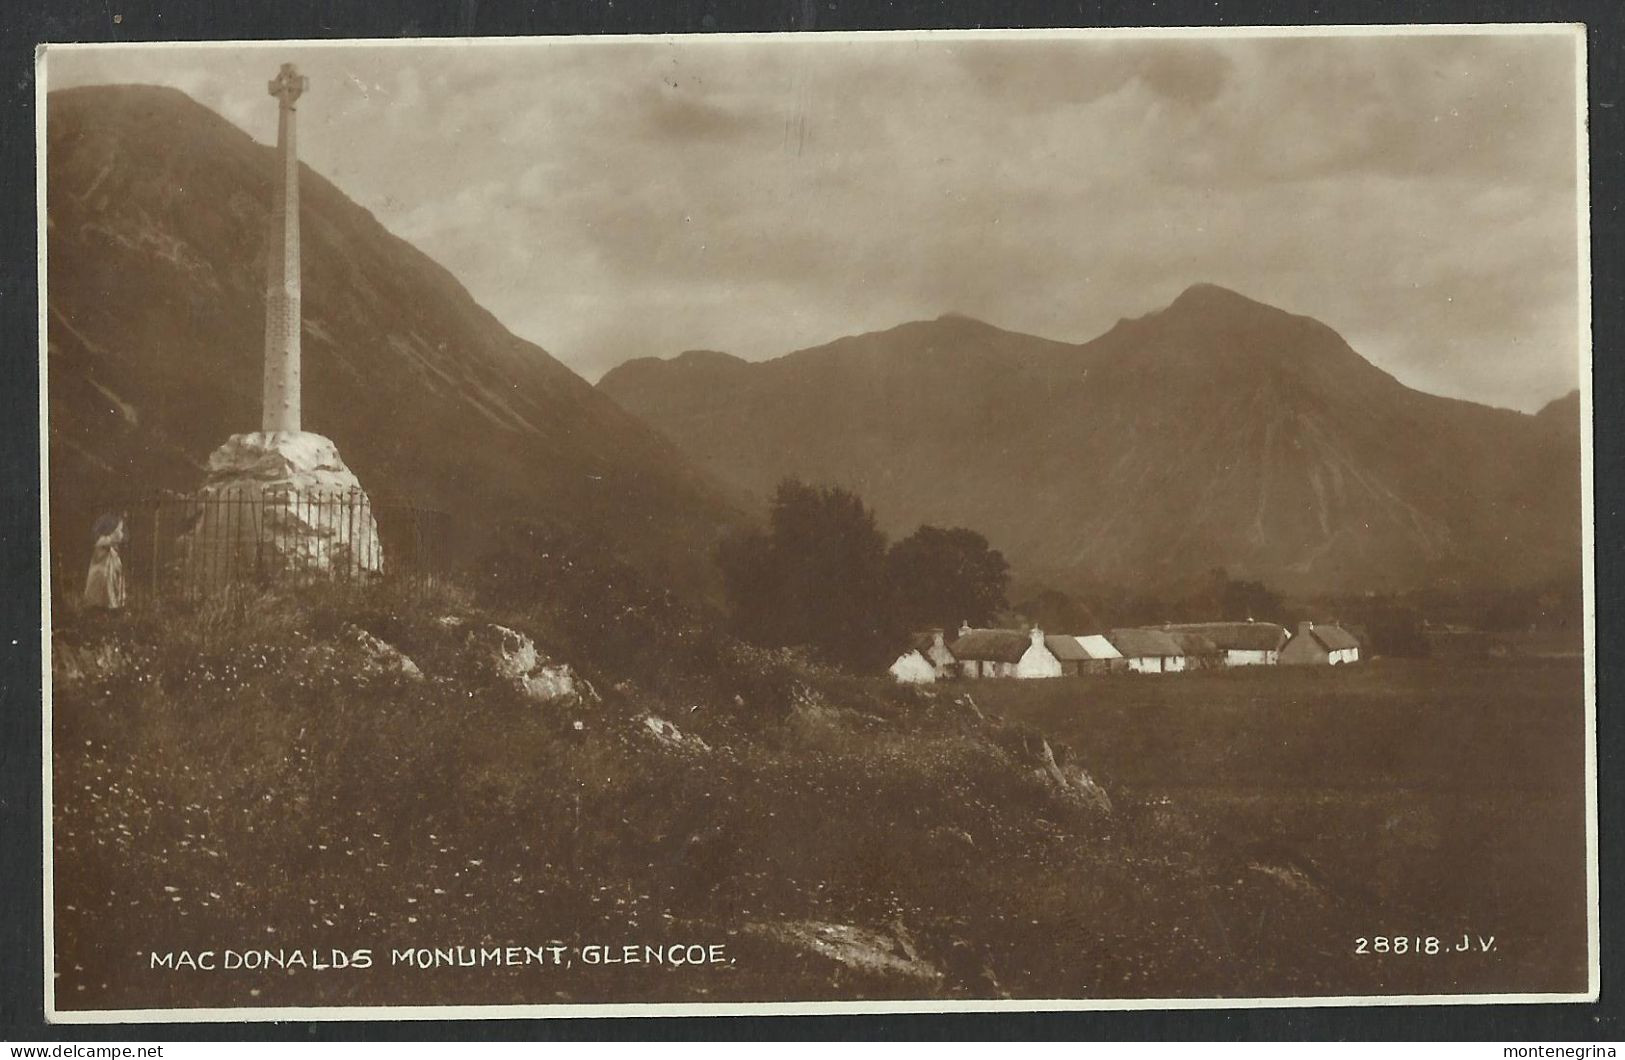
601;285;1582;594
46;85;745;599
49;543;1586;1008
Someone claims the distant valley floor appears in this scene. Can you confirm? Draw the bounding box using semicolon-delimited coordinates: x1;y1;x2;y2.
972;656;1590;999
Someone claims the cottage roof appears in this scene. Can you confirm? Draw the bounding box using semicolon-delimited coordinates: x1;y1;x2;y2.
907;630;955;663
1106;628;1185;658
1307;624;1359;652
1075;634;1123;660
1164;630;1220;655
949;628;1032;663
1044;634;1093;661
1162;622;1288;652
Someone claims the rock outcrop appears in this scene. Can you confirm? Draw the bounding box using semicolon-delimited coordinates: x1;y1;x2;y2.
744;920;942;985
472;623;594;707
342;624;422;681
637;713;711;753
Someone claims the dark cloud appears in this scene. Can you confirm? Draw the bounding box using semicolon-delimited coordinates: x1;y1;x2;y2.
1135;44;1234;104
634;82;777;144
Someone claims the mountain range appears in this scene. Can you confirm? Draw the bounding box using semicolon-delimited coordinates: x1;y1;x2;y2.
45;84;1582;605
601;284;1582;596
46;85;745;599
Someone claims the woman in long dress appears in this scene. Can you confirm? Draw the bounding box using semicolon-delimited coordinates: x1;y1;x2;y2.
83;512;127;610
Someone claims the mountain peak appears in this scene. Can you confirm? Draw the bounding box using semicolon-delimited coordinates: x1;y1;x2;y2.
1164;282;1277;317
598;284;1579;595
672;349;746;368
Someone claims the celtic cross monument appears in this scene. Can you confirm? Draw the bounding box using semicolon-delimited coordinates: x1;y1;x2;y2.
189;63;383;586
262;62;308;434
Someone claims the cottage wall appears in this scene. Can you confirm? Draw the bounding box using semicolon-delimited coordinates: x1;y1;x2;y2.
1279;637;1328;665
1014;643;1063;679
889;650;936;684
1225;649;1277;666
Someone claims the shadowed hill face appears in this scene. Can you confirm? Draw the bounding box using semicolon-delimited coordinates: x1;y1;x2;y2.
599;283;1582;595
46;85;747;600
1535;389;1582;433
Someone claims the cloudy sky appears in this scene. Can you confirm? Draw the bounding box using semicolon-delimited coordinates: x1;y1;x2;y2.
46;29;1583;411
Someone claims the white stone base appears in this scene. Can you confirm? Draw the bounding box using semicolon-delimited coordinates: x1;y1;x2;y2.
188;431;383;586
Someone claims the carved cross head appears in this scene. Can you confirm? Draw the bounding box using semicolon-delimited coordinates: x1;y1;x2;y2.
268;63;309;105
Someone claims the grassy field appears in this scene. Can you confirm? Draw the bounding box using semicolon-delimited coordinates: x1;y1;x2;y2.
968;658;1591;997
48;573;1590;1011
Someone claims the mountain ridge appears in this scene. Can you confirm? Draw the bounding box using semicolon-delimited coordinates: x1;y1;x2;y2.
599;284;1582;595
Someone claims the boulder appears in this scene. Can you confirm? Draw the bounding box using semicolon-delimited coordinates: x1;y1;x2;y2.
637;713;710;753
744;920;941;984
342;624;422;681
473;624;595;706
995;725;1112;816
1035;737;1113;816
186;431;382;587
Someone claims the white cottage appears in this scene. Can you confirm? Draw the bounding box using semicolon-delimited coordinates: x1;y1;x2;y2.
888;649;938;684
1162;622;1289;666
1075;634;1126;671
948;624;1063;679
888;629;958;683
1279;621;1361;665
1104;628;1187;674
1046;634;1128;674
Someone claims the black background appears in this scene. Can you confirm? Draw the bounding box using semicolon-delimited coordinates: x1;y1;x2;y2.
2;0;1621;1042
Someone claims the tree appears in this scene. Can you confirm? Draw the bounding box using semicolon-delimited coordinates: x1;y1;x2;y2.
1177;567;1285;624
716;479;898;668
1013;587;1100;634
887;525;1010;633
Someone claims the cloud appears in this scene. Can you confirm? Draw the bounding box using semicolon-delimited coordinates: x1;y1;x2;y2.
42;30;1583;411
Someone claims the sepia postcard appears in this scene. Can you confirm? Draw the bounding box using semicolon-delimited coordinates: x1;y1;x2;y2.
37;25;1595;1022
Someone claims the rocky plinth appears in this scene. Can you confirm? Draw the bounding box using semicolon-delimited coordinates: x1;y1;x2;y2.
188;431;383;585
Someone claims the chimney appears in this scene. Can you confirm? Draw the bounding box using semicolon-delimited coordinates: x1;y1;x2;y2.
931;629;947;652
1030;626;1045;647
959;620;972;638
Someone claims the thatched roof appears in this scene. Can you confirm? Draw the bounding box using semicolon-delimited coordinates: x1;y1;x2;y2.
906;630;955;663
1162;622;1288;652
1105;628;1185;658
1164;630;1220;656
949;628;1032;663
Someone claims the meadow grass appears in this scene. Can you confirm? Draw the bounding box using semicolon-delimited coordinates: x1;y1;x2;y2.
49;580;1588;1010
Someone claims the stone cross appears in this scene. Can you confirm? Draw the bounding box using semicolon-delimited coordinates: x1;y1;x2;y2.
262;63;309;434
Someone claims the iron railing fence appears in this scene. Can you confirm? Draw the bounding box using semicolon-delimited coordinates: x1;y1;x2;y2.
81;488;453;606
